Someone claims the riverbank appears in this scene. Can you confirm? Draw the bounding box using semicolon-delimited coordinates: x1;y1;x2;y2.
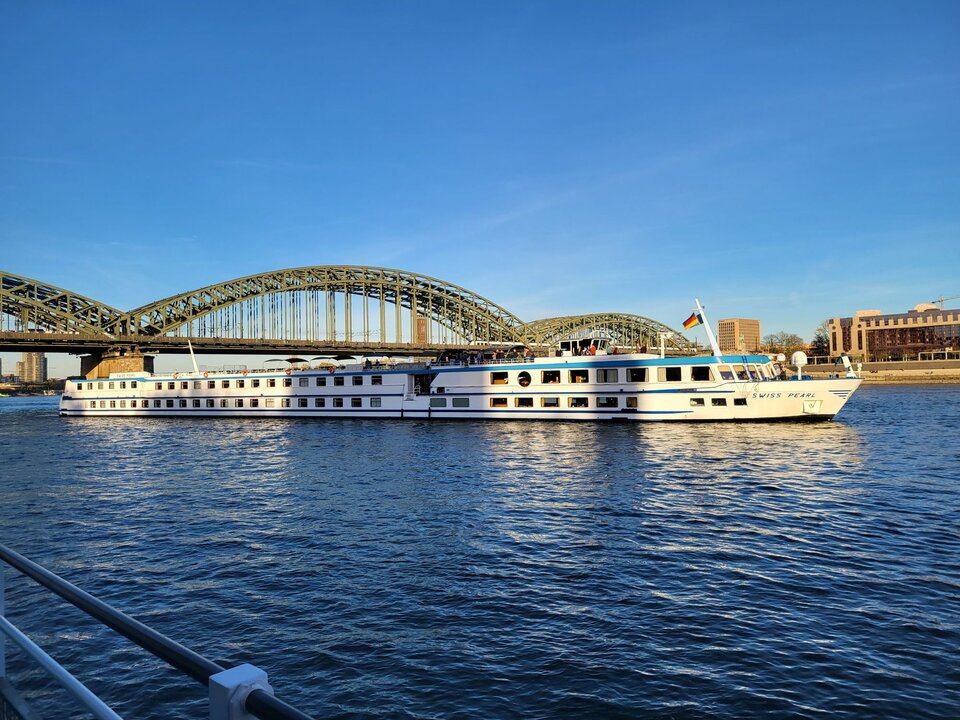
803;359;960;384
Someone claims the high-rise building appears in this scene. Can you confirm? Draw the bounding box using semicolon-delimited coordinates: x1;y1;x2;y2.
20;352;48;383
717;318;761;353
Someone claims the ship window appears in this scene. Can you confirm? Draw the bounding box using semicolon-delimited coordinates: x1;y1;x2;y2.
597;397;619;408
334;377;344;386
517;371;532;387
89;401;96;408
100;400;106;408
193;399;201;408
734;398;747;406
515;397;533;408
371;375;383;385
351;397;362;407
220;399;229;408
179;399;187;408
691;366;713;382
179;381;187;389
430;398;447;407
234;399;242;408
206;399;215;408
333;398;344;407
314;398;325;407
658;367;682;382
266;398;275;407
87;383;94;390
194;381;201;389
119;382;126;389
166;399;174;408
719;369;735;380
282;398;291;407
130;381;137;388
252;379;260;388
299;378;309;387
712;398;727;406
97;382;104;390
690;398;705;406
352;376;363;386
168;382;175;390
208;380;216;389
283;378;292;387
569;370;588;383
452;398;469;408
541;397;560;408
597;369;618;383
568;397;588;408
541;370;560;384
119;400;125;408
154;382;161;390
251;399;259;408
491;372;508;385
316;377;326;386
490;398;508;408
77;381;84;390
268;379;276;388
626;397;638;408
154;399;162;408
237;379;245;388
370;398;382;407
141;400;148;408
732;365;748;380
298;398;308;407
109;382;115;389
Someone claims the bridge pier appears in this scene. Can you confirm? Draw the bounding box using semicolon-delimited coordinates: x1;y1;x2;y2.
80;349;154;379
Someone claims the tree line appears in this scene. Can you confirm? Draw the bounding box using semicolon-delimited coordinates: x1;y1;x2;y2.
762;321;830;356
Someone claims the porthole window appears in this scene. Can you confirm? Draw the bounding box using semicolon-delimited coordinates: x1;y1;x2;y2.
517;371;531;387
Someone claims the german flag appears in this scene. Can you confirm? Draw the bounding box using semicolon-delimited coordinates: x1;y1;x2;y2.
683;312;702;330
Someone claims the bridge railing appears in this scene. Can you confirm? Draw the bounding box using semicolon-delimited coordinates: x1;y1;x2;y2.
0;543;314;720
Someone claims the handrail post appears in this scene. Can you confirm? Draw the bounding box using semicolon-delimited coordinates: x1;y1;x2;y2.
209;663;272;720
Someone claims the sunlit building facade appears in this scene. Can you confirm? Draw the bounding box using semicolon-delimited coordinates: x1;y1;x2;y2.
828;304;960;361
18;352;48;383
717;318;761;353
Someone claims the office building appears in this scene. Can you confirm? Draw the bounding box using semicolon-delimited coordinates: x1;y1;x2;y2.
828;304;960;361
717;318;761;353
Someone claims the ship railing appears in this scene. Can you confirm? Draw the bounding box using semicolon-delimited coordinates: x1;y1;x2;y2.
0;543;313;720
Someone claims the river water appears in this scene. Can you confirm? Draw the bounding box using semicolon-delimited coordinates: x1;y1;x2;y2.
1;386;958;719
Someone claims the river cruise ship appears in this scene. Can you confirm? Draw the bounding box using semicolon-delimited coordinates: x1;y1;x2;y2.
59;338;861;422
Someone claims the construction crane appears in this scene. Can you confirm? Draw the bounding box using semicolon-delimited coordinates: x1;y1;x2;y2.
930;295;960;310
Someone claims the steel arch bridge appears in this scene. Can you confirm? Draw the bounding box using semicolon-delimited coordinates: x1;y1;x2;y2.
1;266;692;351
1;271;125;335
527;313;696;351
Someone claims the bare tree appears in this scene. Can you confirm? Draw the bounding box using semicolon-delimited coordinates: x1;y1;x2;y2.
762;331;807;353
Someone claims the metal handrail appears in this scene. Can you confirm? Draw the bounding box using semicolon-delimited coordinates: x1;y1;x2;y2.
0;615;122;720
0;543;313;720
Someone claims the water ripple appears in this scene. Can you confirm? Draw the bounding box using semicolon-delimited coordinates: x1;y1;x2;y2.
1;388;959;719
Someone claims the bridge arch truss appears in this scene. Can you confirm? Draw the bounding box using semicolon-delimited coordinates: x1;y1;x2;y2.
118;266;530;346
526;313;695;351
1;271;124;335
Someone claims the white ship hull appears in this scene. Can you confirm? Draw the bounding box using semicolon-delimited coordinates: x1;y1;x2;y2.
59;353;861;422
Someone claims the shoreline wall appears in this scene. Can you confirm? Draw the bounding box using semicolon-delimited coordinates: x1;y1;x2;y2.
802;359;960;384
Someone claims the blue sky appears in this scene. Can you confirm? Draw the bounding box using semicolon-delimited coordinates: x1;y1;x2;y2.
2;1;958;376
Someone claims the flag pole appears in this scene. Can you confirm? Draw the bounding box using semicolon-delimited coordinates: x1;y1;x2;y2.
695;298;723;357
